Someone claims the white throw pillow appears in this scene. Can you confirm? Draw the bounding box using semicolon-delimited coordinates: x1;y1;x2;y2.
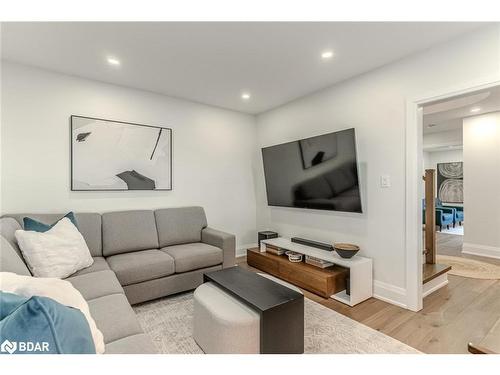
15;217;94;278
0;272;105;354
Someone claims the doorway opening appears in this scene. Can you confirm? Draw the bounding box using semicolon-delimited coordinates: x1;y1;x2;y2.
420;84;500;280
405;77;500;311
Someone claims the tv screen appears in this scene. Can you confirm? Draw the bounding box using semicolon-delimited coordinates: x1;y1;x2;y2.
261;128;362;213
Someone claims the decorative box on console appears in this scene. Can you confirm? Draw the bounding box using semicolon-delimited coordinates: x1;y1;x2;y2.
258;231;278;246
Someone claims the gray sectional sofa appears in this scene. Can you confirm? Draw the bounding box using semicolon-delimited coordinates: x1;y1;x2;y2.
0;206;236;354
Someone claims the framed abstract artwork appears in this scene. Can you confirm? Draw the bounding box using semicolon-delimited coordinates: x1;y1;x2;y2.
437;162;463;203
71;115;172;191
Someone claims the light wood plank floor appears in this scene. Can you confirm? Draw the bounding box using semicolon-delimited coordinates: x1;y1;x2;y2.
238;234;500;354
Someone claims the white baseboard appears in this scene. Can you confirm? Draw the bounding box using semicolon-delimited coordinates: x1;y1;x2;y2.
236;243;257;258
422;274;448;298
373;280;407;309
462;242;500;260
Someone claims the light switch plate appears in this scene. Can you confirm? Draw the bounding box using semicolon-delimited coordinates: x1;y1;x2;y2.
380;175;391;188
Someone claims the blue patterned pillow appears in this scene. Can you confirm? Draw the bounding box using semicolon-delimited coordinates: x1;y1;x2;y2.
0;291;95;354
24;212;79;232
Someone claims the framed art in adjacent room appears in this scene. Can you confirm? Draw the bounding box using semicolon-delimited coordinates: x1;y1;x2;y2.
70;115;172;191
437;161;463;203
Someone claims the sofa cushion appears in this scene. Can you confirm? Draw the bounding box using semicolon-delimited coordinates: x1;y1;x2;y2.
162;243;223;273
66;270;124;301
105;333;157;354
87;293;143;344
106;249;175;286
70;257;110;276
72;213;103;257
102;210;159;256
0;217;24;260
155;207;207;247
6;213;103;257
0;236;31;276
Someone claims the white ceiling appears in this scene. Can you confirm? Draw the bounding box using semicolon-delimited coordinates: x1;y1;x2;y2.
423;85;500;134
1;22;487;114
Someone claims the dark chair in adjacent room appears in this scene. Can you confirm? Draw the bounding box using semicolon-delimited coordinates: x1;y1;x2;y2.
435;198;464;227
435;208;455;231
453;207;464;226
422;199;456;231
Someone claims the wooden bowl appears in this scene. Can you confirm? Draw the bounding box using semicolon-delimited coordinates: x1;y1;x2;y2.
334;243;360;259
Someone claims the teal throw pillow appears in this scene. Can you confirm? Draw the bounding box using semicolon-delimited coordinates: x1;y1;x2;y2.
23;212;79;232
0;291;95;354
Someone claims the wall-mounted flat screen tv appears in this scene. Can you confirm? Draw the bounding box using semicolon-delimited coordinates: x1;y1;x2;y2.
261;128;362;213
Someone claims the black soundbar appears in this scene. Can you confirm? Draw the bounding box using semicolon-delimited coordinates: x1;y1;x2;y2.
291;237;334;252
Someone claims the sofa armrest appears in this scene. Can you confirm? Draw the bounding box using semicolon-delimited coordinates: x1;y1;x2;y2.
201;227;236;268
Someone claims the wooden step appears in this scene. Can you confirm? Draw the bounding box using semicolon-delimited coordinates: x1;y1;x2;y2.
423;263;452;284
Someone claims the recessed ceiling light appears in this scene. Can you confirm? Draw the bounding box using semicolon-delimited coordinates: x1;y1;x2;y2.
241;93;251;100
470;107;481;113
321;50;334;60
106;57;121;66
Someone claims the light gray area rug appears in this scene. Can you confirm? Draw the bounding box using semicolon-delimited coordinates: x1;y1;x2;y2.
133;292;420;354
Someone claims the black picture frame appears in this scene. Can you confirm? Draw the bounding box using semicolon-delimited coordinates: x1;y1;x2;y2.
70;115;173;191
436;161;463;204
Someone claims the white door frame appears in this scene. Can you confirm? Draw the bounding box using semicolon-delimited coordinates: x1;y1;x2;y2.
405;76;500;312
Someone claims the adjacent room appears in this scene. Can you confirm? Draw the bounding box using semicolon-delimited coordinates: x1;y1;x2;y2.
422;87;500;252
1;21;500;357
420;86;500;352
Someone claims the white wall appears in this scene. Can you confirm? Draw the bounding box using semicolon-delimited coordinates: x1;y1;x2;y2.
424;149;463;170
423;152;430;170
463;112;500;258
1;62;258;248
255;25;500;307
